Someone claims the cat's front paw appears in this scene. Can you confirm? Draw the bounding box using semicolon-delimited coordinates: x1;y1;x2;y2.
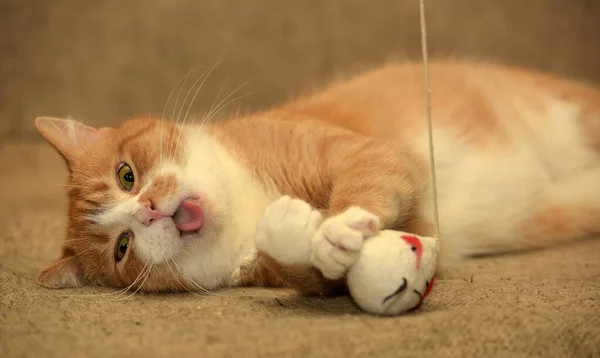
231;249;258;286
311;207;380;280
255;196;323;265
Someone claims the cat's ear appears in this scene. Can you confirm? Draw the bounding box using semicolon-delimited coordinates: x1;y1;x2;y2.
34;116;100;161
36;251;85;289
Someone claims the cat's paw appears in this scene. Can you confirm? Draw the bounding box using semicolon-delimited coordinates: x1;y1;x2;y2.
255;196;323;265
231;249;258;286
311;207;380;280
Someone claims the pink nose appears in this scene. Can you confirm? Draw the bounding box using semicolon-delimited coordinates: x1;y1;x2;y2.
135;199;164;226
136;208;163;226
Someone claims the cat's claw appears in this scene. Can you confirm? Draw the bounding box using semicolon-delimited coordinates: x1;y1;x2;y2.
255;196;323;265
311;207;380;280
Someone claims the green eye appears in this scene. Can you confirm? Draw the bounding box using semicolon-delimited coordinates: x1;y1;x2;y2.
117;163;135;191
116;233;130;261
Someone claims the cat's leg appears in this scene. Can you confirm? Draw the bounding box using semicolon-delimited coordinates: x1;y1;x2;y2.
255;196;322;266
453;166;600;257
286;139;430;294
231;122;431;294
255;198;383;282
517;167;600;249
233;196;383;295
232;196;334;294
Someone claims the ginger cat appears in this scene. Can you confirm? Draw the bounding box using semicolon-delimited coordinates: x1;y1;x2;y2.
34;60;600;296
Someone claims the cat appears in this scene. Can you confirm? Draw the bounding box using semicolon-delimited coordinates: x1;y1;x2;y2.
34;59;600;295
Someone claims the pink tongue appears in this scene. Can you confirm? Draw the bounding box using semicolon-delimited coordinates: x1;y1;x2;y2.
173;200;204;232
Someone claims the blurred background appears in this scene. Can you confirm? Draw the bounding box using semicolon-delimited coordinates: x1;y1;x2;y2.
0;0;599;142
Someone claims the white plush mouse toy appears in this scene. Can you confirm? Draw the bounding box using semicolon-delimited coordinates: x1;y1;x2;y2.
237;196;440;316
346;230;439;315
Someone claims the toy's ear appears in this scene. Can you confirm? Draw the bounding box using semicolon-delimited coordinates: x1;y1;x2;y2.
36;250;85;289
34;116;100;162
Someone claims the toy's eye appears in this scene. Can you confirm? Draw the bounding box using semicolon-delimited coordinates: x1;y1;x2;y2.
401;235;423;269
382;277;408;305
115;232;130;262
117;163;135;191
425;280;430;287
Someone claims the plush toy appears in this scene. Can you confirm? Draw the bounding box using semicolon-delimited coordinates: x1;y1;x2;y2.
345;230;439;316
234;197;440;316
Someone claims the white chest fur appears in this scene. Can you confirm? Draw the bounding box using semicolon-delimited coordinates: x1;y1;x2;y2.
177;128;278;289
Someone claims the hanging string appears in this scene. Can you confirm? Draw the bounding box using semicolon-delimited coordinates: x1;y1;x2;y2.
418;0;441;239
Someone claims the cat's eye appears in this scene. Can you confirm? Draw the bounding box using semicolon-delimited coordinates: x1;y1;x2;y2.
117;163;135;191
115;232;130;262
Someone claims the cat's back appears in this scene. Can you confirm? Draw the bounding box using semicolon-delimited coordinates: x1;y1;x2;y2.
278;60;600;153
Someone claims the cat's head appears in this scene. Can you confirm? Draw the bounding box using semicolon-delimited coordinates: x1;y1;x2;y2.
34;116;235;293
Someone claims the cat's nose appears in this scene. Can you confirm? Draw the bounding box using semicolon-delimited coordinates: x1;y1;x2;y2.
135;198;163;226
135;206;163;226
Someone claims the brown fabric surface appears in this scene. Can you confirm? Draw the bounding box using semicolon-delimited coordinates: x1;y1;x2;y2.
1;143;599;357
2;1;600;357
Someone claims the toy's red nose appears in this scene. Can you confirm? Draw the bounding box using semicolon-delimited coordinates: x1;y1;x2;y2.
423;277;435;300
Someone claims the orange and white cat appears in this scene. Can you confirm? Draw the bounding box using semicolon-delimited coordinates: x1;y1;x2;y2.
34;60;600;295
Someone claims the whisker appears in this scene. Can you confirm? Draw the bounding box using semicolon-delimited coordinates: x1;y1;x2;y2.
167;70;198;160
161;249;190;292
172;61;222;157
164;257;202;296
205;74;230;122
161;68;199;165
199;89;262;131
173;66;213;130
168;73;203;160
111;261;151;300
181;60;222;128
165;246;219;295
200;79;253;126
169;258;220;296
66;261;152;300
114;263;154;301
170;89;263;170
170;70;195;128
